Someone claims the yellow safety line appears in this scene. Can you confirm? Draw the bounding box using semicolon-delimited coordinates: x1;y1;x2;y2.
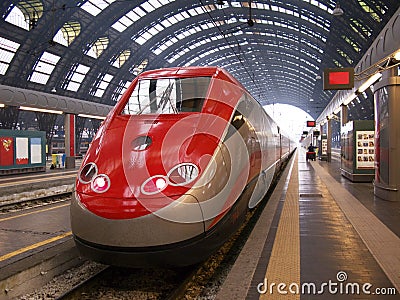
259;153;300;300
0;203;70;222
0;231;72;262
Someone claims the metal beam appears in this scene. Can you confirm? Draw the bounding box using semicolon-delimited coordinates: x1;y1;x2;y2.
0;84;113;117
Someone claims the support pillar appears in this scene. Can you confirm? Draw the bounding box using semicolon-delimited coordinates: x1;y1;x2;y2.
64;114;76;169
327;118;332;162
374;67;400;201
341;105;348;127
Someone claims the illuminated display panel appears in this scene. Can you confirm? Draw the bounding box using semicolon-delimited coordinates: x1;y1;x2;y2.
307;120;316;127
323;67;354;90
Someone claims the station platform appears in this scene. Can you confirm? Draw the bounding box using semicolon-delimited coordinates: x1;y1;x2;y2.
217;149;400;299
0;159;81;205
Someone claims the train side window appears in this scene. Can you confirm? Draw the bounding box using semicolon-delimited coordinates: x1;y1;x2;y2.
231;110;245;130
224;99;247;140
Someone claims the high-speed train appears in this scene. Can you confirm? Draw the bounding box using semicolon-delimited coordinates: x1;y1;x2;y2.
71;66;295;267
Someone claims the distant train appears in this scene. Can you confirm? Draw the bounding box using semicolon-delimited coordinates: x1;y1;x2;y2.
71;66;295;267
51;137;90;157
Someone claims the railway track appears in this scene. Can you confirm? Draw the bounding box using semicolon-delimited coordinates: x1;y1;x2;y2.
0;191;72;213
54;264;198;300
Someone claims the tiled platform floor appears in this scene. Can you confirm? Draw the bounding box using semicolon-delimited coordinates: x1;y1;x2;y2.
217;149;400;299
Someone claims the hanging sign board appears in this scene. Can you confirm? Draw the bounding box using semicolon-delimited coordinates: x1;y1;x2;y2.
323;67;354;90
307;120;316;127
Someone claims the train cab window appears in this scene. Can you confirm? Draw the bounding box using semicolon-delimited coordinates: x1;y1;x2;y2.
122;77;211;115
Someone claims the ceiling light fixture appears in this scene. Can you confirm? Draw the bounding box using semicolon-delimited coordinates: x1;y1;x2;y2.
343;93;357;106
19;106;63;114
332;2;344;16
357;73;382;93
78;113;106;120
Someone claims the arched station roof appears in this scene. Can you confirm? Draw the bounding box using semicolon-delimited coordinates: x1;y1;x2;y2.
0;0;399;119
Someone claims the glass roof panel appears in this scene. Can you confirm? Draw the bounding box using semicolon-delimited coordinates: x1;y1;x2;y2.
0;36;21;75
149;3;330;56
86;37;109;59
65;64;90;92
53;21;81;47
29;51;60;85
141;2;155;13
112;50;131;68
93;73;113;98
358;0;382;22
5;6;29;30
81;0;116;16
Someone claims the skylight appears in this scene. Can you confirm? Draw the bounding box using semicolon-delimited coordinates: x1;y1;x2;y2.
65;64;90;92
81;0;116;16
93;73;114;97
358;0;384;22
112;0;175;33
150;3;329;57
112;80;131;102
29;51;61;85
0;36;20;75
53;21;81;46
86;37;109;58
5;6;29;30
5;0;44;31
112;50;131;68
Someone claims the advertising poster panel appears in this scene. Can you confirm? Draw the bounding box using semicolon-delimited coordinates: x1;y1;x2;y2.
0;137;14;166
16;137;29;165
30;137;42;164
356;131;374;169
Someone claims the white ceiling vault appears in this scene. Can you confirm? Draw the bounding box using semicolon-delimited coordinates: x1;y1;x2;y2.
0;0;399;119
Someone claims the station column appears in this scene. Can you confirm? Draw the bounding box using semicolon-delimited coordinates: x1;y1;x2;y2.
327;118;332;162
341;105;348;127
64;113;76;169
374;67;400;201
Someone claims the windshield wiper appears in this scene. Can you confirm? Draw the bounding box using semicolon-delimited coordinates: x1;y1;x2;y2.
137;82;177;115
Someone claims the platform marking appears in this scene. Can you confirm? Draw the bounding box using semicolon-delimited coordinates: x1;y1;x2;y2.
0;203;70;222
311;161;400;294
0;169;77;183
0;174;76;188
214;152;297;300
0;231;72;262
259;154;300;300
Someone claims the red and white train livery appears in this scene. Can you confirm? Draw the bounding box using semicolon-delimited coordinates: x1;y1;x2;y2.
71;66;294;267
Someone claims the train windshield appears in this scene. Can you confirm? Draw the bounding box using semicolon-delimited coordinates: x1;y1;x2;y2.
122;77;211;115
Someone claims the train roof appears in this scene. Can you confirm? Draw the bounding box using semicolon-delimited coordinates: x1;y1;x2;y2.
138;66;245;90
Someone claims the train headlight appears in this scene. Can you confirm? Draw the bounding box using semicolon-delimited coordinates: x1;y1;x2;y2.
141;176;168;195
79;162;98;184
168;163;199;186
91;174;111;193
